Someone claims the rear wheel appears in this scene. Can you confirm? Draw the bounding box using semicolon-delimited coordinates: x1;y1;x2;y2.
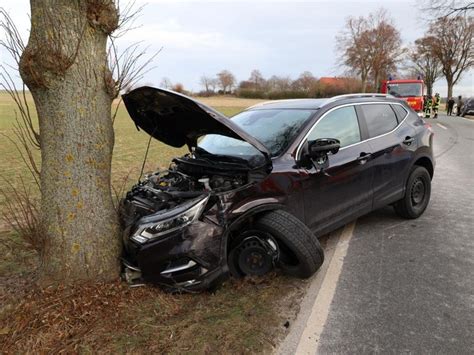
229;210;324;279
394;166;431;219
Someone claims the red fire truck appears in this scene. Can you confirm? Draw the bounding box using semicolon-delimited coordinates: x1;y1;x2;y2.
380;79;425;113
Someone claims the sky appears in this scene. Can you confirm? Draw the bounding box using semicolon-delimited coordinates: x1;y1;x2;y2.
0;0;472;97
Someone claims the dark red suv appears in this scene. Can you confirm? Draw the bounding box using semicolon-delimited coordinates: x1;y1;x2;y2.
120;87;435;291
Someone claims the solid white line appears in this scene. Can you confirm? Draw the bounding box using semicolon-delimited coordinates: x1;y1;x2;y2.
437;123;448;130
295;221;356;355
459;116;474;122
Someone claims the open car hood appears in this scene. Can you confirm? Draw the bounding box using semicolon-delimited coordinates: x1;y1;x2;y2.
122;87;271;162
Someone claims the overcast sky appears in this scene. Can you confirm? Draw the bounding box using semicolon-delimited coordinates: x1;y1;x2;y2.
1;0;472;97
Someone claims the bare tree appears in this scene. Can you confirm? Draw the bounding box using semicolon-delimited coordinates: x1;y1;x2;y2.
267;75;292;92
426;15;473;98
407;36;442;96
199;75;213;93
0;1;156;284
337;9;405;92
336;16;373;92
216;70;236;93
423;0;474;18
367;11;405;92
292;71;317;92
248;69;265;91
159;77;172;89
209;78;218;92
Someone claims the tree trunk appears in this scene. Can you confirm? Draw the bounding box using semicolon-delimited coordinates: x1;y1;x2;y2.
373;72;380;93
361;73;367;93
19;0;121;283
446;76;453;99
427;83;433;97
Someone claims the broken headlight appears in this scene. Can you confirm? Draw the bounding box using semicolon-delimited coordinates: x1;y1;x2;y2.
130;195;209;244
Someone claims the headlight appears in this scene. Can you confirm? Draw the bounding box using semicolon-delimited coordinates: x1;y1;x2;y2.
130;195;209;244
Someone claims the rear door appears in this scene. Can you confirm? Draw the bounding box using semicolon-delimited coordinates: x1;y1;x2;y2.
358;103;416;208
299;105;374;234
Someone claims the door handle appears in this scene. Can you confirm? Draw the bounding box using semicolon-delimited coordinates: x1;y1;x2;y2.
403;136;415;145
357;152;372;164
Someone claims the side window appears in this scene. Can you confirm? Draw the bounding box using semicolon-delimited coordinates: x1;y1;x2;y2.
361;104;398;138
307;106;361;148
391;104;408;123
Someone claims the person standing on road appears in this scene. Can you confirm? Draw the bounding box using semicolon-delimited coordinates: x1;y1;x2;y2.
424;95;432;118
447;97;455;116
432;93;440;118
456;96;464;116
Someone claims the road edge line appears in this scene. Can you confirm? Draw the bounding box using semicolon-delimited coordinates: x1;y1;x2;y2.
294;221;356;354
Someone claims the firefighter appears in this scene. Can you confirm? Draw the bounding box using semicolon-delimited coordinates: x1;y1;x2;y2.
432;93;440;118
424;95;432;118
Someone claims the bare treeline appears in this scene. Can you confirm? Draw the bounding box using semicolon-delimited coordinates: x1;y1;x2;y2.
337;7;473;98
197;69;364;99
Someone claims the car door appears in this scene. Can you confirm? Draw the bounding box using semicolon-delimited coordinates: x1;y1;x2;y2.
358;103;416;208
298;105;374;234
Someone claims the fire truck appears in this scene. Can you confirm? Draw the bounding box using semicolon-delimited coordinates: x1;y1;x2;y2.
380;79;425;113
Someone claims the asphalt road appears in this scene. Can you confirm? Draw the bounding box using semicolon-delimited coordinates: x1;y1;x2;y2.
281;114;474;354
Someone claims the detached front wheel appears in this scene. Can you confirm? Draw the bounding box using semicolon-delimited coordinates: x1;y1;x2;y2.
229;210;324;279
394;166;431;219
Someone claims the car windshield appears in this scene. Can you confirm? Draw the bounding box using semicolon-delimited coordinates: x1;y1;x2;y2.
198;109;315;158
387;83;423;97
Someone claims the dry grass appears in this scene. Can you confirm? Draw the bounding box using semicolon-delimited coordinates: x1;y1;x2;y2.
0;92;308;353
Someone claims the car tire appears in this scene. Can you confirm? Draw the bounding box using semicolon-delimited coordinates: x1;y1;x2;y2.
394;166;431;219
254;210;324;278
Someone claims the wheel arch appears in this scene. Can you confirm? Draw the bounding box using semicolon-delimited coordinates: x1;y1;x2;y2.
223;203;287;253
413;155;434;180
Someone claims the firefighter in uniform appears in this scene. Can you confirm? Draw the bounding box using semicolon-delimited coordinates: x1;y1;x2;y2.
424;95;432;118
432;93;440;118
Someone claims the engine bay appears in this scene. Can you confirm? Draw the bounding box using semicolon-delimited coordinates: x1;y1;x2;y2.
120;150;268;228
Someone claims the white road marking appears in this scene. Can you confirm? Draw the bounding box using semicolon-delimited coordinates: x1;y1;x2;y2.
459;116;474;122
437;123;448;130
295;221;356;354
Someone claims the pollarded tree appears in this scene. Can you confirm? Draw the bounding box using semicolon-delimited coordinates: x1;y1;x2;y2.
426;15;473;99
17;0;123;283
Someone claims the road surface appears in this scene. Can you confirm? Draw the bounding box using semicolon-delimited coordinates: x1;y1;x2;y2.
279;114;474;354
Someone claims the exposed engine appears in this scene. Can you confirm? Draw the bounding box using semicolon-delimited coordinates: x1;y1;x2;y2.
120;151;267;229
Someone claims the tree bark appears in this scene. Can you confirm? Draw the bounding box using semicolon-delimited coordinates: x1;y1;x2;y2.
19;0;121;283
360;73;367;93
446;76;453;99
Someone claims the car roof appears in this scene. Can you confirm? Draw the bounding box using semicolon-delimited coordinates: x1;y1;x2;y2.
246;93;401;111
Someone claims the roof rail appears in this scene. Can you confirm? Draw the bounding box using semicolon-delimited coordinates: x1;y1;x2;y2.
325;93;395;104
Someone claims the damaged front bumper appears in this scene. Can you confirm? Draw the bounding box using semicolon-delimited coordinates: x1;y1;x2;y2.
121;202;230;292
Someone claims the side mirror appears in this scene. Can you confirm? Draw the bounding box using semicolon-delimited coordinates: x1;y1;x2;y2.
307;138;340;158
298;138;340;170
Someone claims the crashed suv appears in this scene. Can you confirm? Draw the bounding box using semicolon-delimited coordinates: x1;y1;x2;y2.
120;87;435;291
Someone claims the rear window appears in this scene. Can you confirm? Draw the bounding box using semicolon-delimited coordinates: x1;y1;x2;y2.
391;104;408;123
361;104;398;138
